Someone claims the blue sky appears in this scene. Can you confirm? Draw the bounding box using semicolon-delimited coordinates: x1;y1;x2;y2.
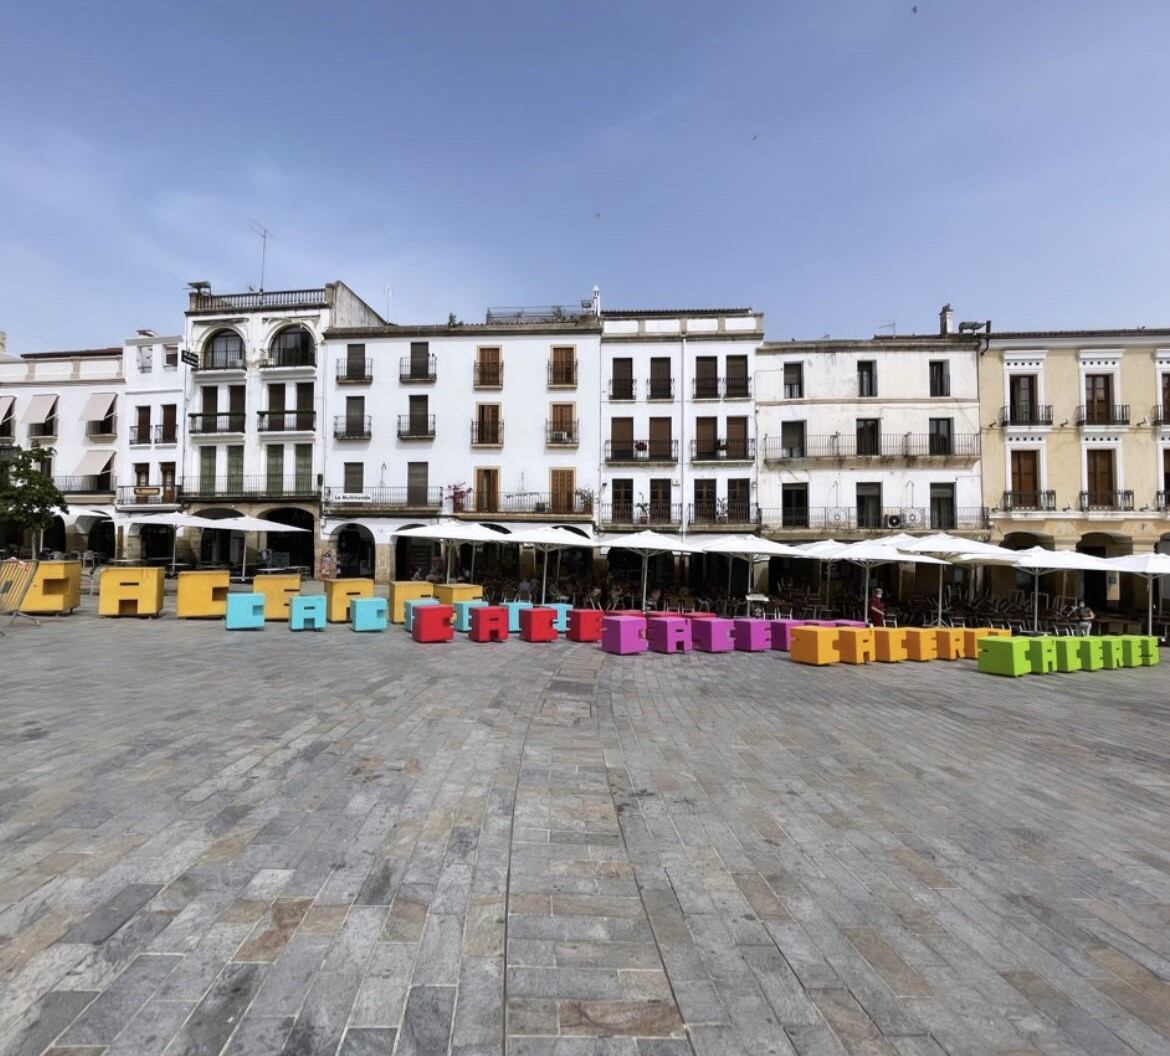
3;1;1169;351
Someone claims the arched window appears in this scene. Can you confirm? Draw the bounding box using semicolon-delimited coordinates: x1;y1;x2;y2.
204;330;245;370
269;326;315;367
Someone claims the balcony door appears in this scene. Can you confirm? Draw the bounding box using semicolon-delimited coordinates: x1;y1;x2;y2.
1085;374;1112;423
781;484;808;528
856;419;880;456
611;478;633;522
856;482;882;529
727;478;750;521
295;383;314;430
346;343;366;379
610;417;633;460
161;404;177;443
410;341;430;379
550;346;575;386
477;346;501;386
476;403;500;444
346;396;365;435
648;417;672;459
407;462;429;505
649;357;671;399
200;447;217;494
725;355;748;398
692;480;715;522
1163;373;1170;418
226;446;243;492
476;468;499;513
135;405;151;443
726;416;748;459
611;358;633;400
695;417;717;459
267;445;285;494
1086;449;1115;505
410;394;430;434
930;484;956;530
1010;450;1039;505
1009;374;1037;422
694;357;718;399
550;469;575;514
229;385;245;430
160;462;176;502
649;479;672;522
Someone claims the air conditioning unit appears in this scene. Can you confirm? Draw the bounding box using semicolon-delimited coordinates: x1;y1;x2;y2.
903;509;923;527
884;514;903;529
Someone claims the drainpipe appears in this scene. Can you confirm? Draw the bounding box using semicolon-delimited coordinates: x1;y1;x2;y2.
680;329;687;539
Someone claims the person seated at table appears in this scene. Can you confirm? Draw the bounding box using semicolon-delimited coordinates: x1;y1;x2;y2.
1075;599;1095;636
868;588;887;626
516;576;533;601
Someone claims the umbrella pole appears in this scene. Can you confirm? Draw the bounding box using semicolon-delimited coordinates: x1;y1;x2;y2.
1033;572;1040;633
1149;574;1154;637
446;542;453;584
470;545;477;583
937;569;944;627
541;549;548;605
863;564;871;626
642;553;649;610
241;533;248;581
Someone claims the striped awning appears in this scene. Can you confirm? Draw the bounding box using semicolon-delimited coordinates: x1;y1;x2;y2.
73;450;114;476
79;392;116;421
21;393;57;423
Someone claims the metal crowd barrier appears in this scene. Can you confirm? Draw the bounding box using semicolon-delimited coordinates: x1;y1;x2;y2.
0;558;40;632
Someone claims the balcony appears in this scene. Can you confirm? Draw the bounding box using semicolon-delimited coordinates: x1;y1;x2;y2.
323;486;442;512
54;476;113;495
646;378;674;401
398;414;435;439
188;288;327;312
333;415;371;440
689;502;758;528
474;363;503;388
723;376;751;399
336;359;372;384
129;425;151;445
1001;490;1057;512
1157;491;1168;511
545;421;579;446
604;439;679;463
465;491;592;518
548;362;577;387
609;378;637;400
258;410;316;432
1150;404;1170;427
1079;490;1134;512
692;377;721;400
189;475;318;500
1076;404;1130;427
690;438;755;462
194;350;246;372
759;506;989;532
29;420;57;439
470;421;504;446
153;425;178;444
260;348;316;370
762;434;979;460
599;502;682;528
117;484;181;506
85;418;117;439
189;412;246;435
999;404;1054;427
400;355;436;383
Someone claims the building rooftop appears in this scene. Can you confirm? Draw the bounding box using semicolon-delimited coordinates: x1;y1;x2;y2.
602;307;754;318
19;347;122;361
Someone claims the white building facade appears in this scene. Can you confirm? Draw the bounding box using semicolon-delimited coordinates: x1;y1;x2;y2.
755;317;986;538
599;309;763;532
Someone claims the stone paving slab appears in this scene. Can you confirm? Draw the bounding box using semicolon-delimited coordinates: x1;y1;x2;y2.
0;605;1168;1054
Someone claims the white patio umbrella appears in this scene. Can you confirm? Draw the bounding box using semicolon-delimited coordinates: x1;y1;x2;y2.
698;534;807;600
196;513;312;579
1106;552;1170;635
123;510;239;569
960;546;1114;632
597;530;703;609
899;533;1018;625
506;526;601;603
822;540;949;626
392;521;510;583
789;539;845;607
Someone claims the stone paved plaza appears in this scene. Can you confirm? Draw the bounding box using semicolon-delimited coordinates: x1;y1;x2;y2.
1;604;1169;1056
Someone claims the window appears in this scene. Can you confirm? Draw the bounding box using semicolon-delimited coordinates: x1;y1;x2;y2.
694;357;718;399
476;468;500;512
928;417;953;455
345;343;368;381
134;405;151;445
1009;449;1040;506
269;326;315;367
857;360;877;398
550;346;576;386
344;462;364;493
783;363;803;399
611;479;633;521
1162;373;1170;420
648;417;672;459
137;346;153;373
727;478;750;521
1085;449;1116;506
226;446;243;490
0;399;12;438
610;358;634;400
205;330;244;370
856;482;882;529
693;479;716;521
407;462;429;505
726;417;749;459
199;446;217;493
930;484;955;530
163;345;178;369
856;418;880;456
160;404;177;443
649;479;672;522
695;417;718;459
550;468;575;513
1009;374;1038;424
649;357;672;400
1084;374;1114;424
294;444;313;492
160;462;176;500
781;484;809;528
409;341;431;379
476;347;502;387
266;445;284;492
725;355;749;398
549;403;575;442
475;403;501;445
134;463;150;487
409;394;430;433
780;421;805;458
929;360;950;397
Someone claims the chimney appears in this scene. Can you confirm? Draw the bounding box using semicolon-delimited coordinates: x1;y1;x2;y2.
591;285;602;317
939;304;954;336
0;330;6;357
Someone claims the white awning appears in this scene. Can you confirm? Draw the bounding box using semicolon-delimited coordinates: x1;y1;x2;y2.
21;394;57;423
0;395;13;420
79;392;117;421
74;450;114;476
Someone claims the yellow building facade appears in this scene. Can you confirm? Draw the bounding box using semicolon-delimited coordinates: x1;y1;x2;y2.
980;329;1170;607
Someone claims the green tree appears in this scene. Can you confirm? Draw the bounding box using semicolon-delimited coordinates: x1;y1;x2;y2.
0;447;67;538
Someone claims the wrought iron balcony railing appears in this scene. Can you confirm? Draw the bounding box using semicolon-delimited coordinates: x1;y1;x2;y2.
260;348;316;369
398;414;435;439
758;506;989;531
762;433;979;460
117;484;181;505
689;438;756;461
400;355;436;382
1001;490;1057;512
189;475;318;500
195;350;246;371
1076;404;1130;426
333;415;371;439
646;377;674;400
323;486;442;510
258;410;316;431
608;378;637;400
604;439;679;463
1079;490;1134;511
548;362;577;386
336;359;373;383
129;425;151;445
473;363;503;388
598;502;682;527
466;491;592;516
545;421;579;445
153;425;177;444
189;412;246;434
470;420;504;446
53;475;113;494
688;502;758;526
999;404;1054;427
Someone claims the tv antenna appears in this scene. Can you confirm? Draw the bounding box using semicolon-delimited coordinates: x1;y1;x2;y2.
250;221;271;291
877;320;896;335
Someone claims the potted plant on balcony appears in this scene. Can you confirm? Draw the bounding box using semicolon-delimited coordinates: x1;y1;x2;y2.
634;440;648;453
715;497;729;524
574;487;594;514
447;482;469;513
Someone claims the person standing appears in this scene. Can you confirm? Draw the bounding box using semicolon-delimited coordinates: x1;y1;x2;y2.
868;587;887;627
